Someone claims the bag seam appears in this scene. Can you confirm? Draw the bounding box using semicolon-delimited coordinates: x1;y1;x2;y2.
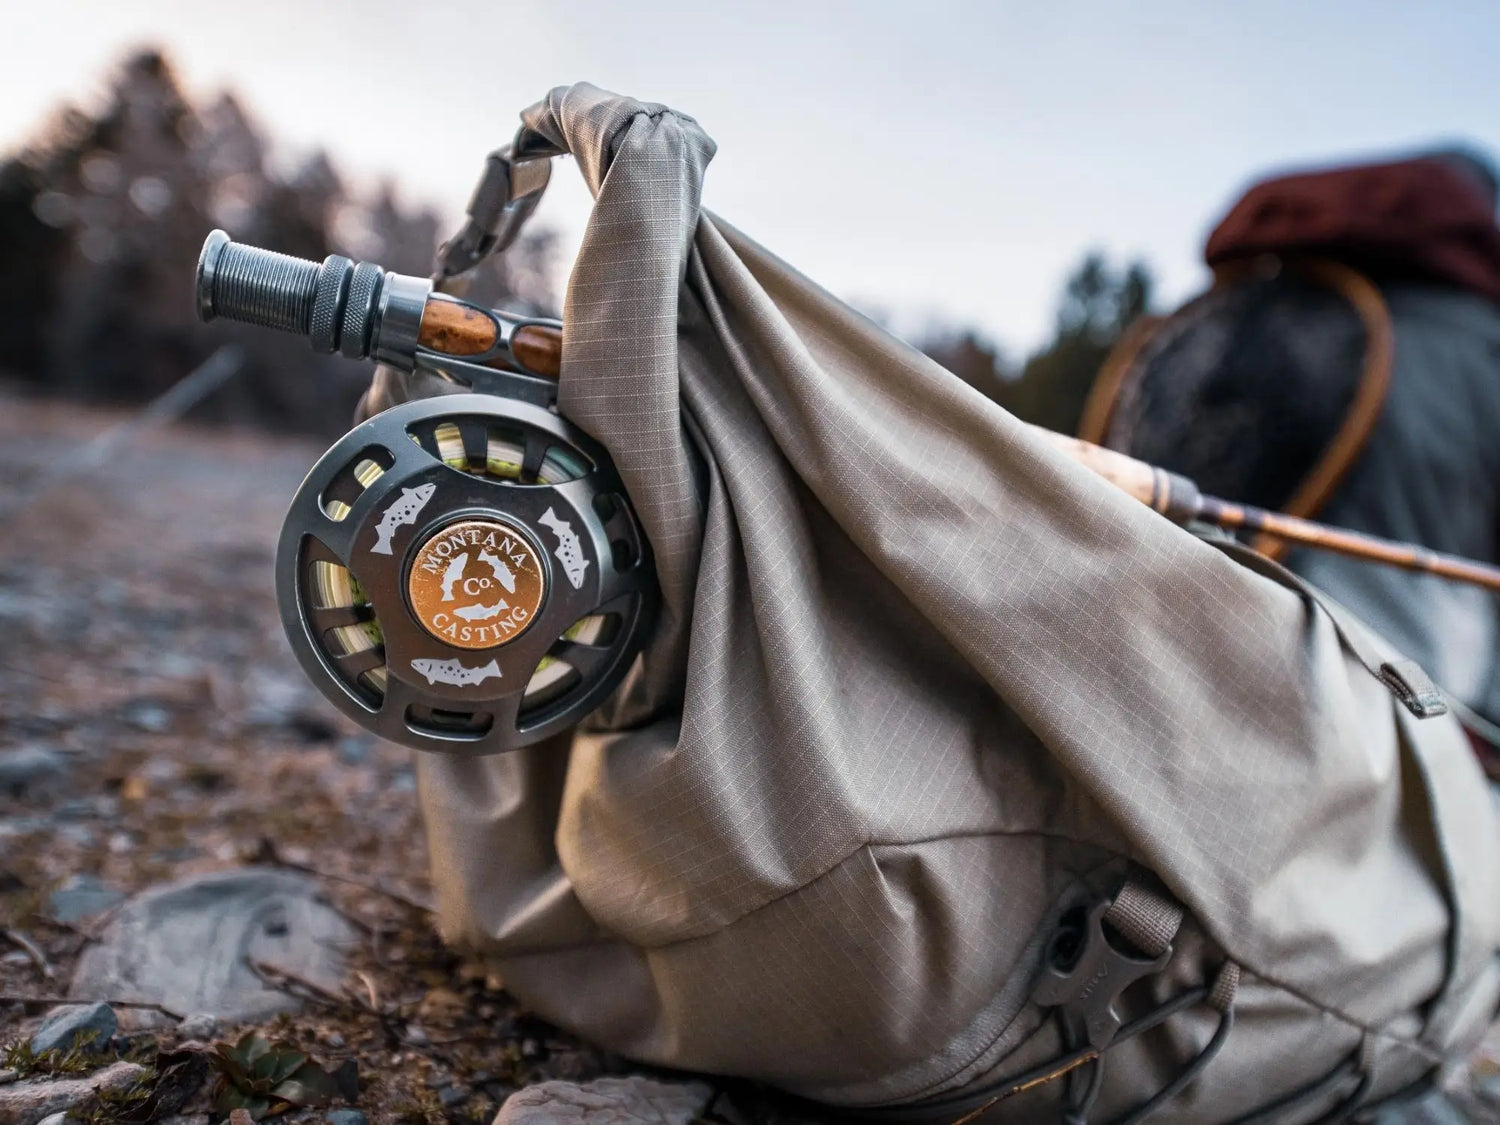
641;827;1452;1059
640;826;1125;953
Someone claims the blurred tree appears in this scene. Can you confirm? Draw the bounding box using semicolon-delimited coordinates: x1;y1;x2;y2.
0;47;557;438
920;330;1013;400
0;158;67;373
1002;253;1153;433
919;251;1154;434
6;48;1147;442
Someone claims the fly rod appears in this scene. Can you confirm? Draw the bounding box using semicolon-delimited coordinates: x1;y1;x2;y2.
1031;430;1500;593
403;312;1500;594
194;231;1500;597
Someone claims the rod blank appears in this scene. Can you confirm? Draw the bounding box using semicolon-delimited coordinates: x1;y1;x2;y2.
1028;426;1500;594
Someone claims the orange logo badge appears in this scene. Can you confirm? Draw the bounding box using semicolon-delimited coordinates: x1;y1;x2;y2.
406;518;547;649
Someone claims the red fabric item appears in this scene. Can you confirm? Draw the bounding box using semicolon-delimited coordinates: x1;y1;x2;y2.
1205;156;1500;305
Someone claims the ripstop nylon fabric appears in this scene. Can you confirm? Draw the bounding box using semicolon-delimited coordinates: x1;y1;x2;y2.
407;85;1500;1120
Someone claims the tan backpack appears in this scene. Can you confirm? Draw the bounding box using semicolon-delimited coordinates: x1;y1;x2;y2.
368;86;1500;1123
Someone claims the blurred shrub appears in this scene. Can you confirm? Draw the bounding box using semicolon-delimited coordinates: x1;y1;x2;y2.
920;251;1155;434
0;49;557;438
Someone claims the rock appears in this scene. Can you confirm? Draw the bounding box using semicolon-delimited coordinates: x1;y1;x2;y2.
242;669;320;731
35;1113;68;1125
51;800;94;821
174;1012;218;1041
325;1110;368;1125
55;825;95;849
47;876;125;924
492;1076;713;1125
0;746;67;799
1370;1088;1480;1124
69;868;356;1025
1477;1072;1500;1106
29;1003;116;1055
121;700;172;733
0;818;51;841
336;735;373;765
0;1060;146;1125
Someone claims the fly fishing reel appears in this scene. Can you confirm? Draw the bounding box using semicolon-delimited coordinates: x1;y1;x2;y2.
196;228;655;754
276;393;652;753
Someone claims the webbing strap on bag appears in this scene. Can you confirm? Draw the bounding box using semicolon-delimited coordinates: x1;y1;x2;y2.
1105;882;1184;960
840;877;1235;1125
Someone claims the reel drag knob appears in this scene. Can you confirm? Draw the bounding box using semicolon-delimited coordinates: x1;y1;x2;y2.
277;394;655;754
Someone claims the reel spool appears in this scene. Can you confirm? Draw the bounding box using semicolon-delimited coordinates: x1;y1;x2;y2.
278;393;654;754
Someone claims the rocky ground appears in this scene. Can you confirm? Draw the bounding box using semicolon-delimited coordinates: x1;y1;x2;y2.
2;388;1500;1125
0;390;733;1125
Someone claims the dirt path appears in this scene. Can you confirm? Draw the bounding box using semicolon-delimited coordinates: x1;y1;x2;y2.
0;392;622;1124
0;392;427;904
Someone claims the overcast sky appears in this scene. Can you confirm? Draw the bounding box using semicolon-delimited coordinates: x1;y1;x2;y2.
5;1;1497;355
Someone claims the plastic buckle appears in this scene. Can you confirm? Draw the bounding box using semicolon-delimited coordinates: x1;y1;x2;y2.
1031;899;1173;1048
435;151;511;282
434;147;553;285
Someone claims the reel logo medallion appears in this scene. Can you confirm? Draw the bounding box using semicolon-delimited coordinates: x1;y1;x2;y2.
406;518;547;650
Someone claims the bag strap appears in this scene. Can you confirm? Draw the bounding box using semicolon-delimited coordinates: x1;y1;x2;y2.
1240;259;1395;559
1076;313;1168;445
1103;880;1182;960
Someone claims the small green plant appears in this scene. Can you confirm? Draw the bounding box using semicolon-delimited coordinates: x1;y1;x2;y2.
209;1031;358;1120
392;1085;446;1125
2;1035;107;1078
78;1069;156;1125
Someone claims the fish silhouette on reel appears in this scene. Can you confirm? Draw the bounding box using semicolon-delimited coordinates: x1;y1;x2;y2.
194;143;656;753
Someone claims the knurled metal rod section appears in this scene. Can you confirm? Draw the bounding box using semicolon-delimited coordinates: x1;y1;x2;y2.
194;230;1500;595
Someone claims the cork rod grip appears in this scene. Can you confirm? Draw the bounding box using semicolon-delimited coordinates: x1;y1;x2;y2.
1027;427;1201;521
1031;427;1500;593
417;297;563;378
